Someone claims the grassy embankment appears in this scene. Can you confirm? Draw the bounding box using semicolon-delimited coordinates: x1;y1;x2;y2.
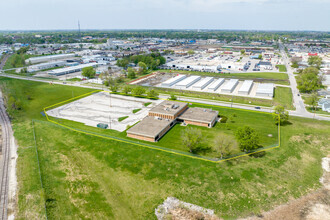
1;77;329;219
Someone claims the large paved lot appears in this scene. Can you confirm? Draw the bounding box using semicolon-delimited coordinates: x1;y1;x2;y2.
46;92;163;132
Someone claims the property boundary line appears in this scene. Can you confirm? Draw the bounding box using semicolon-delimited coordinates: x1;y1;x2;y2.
42;91;281;163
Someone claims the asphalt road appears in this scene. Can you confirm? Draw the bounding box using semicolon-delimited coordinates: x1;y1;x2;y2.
278;43;313;117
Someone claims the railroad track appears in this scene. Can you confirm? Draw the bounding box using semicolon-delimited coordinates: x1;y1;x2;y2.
0;97;11;219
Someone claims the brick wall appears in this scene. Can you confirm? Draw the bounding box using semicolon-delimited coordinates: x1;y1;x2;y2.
183;120;209;127
127;133;155;142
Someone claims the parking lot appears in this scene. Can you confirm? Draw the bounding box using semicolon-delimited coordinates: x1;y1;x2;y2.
46;92;163;132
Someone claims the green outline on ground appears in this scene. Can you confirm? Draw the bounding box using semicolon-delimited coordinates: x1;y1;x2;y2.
42;90;281;163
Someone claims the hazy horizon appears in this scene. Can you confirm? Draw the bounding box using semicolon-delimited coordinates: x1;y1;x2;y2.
0;0;329;31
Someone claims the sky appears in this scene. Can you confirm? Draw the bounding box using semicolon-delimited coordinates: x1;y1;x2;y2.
0;0;329;31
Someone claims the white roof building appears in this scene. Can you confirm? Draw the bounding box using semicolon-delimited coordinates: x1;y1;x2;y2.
26;53;75;64
238;80;253;95
207;78;225;91
161;74;187;87
221;79;239;93
192;77;214;90
175;76;201;88
256;83;274;97
48;63;98;76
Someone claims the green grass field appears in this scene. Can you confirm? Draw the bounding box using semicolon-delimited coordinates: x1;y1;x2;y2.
274;86;295;110
158;70;289;85
276;65;287;72
1;77;329;219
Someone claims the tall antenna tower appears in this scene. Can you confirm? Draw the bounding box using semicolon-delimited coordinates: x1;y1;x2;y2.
78;20;81;42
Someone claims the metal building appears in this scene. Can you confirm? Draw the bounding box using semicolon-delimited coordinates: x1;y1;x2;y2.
175;75;201;89
207;78;225;91
161;74;186;87
256;83;274;97
48;63;98;76
221;79;239;93
192;77;214;90
238;80;253;95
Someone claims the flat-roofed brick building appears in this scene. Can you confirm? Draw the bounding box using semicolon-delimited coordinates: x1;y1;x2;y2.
148;101;188;120
126;100;218;142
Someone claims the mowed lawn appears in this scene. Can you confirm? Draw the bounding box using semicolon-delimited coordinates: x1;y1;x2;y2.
1;77;329;219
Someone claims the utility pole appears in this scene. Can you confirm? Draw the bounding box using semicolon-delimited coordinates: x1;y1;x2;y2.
109;93;111;107
108;115;111;129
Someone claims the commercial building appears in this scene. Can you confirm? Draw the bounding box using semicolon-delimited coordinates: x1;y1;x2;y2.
178;107;218;127
26;53;75;64
175;75;201;89
221;79;239;93
126;116;175;142
27;61;66;73
161;74;186;87
256;83;274;97
238;80;253;95
148;101;188;120
127;100;218;142
258;61;273;70
207;78;225;91
48;63;98;76
192;77;214;90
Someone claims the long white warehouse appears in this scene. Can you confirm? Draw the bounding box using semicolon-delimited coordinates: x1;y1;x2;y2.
256;83;274;97
48;63;98;76
26;54;75;64
161;74;186;87
27;61;66;73
238;80;253;95
207;78;225;91
221;79;239;93
175;75;201;89
192;77;214;90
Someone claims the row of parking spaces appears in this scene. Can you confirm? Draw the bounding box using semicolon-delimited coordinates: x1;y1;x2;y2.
46;92;163;132
158;75;274;99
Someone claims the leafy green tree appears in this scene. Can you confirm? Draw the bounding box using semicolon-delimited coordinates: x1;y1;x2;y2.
296;67;322;93
169;94;177;100
122;85;132;95
187;50;195;55
147;89;159;99
308;56;322;69
291;61;299;68
240;49;245;55
305;93;319;111
235;126;260;152
116;59;129;69
81;66;96;78
127;67;136;79
272;105;289;125
131;86;145;96
214;135;235;159
258;54;262;60
138;61;148;74
182;127;204;153
109;84;118;93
